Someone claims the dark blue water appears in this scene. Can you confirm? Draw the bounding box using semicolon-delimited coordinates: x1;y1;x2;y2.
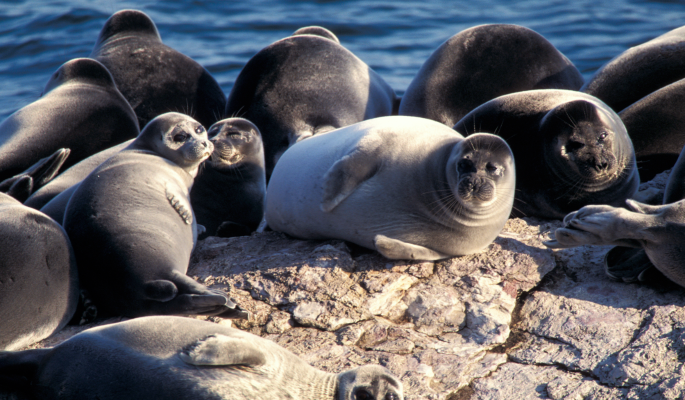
1;0;684;120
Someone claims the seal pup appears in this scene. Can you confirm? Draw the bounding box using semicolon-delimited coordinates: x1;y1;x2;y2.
63;112;247;319
225;30;397;178
399;24;584;126
0;58;139;182
0;193;78;351
91;9;226;129
582;25;685;113
618;78;685;181
266;116;515;260
0;316;403;400
453;89;639;220
191;118;266;239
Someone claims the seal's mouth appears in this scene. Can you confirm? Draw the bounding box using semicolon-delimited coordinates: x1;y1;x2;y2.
211;144;244;165
457;176;495;204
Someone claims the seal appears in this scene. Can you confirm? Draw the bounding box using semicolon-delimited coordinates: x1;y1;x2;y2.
292;25;340;43
190;118;266;239
617;78;685;181
266;116;515;260
0;192;78;351
91;9;226;129
225;30;397;178
63;112;247;319
582;25;685;113
0;316;404;399
453;89;639;220
545;198;685;288
399;24;584;126
0;58;139;182
0;148;70;203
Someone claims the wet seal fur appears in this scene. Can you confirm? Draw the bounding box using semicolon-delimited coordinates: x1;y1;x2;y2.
0;193;78;351
399;24;584;127
0;58;139;182
454;89;639;220
225;29;397;178
91;9;226;129
191;118;266;239
0;316;403;400
63;112;247;319
266;116;515;260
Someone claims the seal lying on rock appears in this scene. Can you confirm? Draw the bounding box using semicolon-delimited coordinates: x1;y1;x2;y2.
0;316;403;400
399;24;584;126
91;9;226;129
63;112;247;319
0;193;78;351
266;116;515;260
453;89;639;220
225;28;396;178
0;58;139;182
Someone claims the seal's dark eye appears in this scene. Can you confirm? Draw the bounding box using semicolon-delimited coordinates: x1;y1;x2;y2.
354;389;373;400
173;133;187;142
195;126;205;134
598;131;608;141
385;394;399;400
457;159;476;174
486;163;500;174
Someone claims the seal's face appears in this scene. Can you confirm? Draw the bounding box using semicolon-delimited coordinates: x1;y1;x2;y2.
206;118;264;171
447;134;515;211
337;365;403;400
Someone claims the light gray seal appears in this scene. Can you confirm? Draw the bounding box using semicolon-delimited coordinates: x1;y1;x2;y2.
0;58;139;182
266;116;515;260
0;316;403;399
225;30;397;178
453;89;640;220
582;25;685;113
0;192;78;351
63;112;247;319
91;9;226;129
399;24;584;126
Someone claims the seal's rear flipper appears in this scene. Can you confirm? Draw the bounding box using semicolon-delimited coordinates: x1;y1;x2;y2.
374;235;449;261
0;148;70;203
605;246;654;282
179;334;266;367
0;348;51;390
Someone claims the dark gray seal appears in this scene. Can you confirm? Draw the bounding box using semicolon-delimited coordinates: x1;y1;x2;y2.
582;25;685;113
225;30;397;178
63;112;247;319
453;89;639;220
0;193;78;351
266;116;515;260
0;58;139;182
191;118;266;239
0;316;403;399
399;24;584;126
91;9;226;129
618;78;685;181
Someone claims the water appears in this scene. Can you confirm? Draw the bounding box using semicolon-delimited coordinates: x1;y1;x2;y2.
1;0;684;120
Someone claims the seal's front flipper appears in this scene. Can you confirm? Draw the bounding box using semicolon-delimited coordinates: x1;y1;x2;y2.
374;235;449;260
0;348;51;390
321;133;383;212
179;334;266;367
143;280;179;302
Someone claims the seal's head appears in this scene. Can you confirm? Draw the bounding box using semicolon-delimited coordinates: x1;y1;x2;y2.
446;133;516;212
541;99;633;192
337;365;403;400
42;58;116;96
131;112;213;176
206;118;265;172
94;9;161;49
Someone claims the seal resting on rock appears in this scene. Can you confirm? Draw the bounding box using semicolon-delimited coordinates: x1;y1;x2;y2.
399;24;584;126
63;112;247;319
191;118;266;239
0;58;139;182
91;9;226;129
0;193;78;351
0;316;403;400
453;89;639;220
225;29;397;178
266;116;515;260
